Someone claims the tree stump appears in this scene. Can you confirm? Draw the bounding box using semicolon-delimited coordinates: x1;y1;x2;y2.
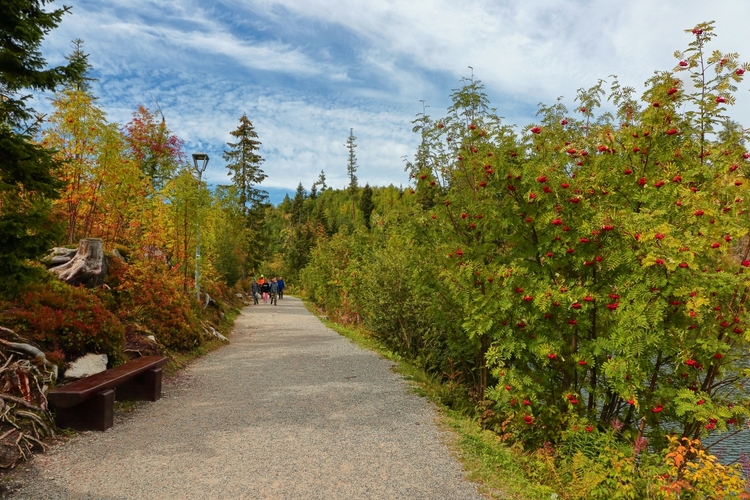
49;238;107;287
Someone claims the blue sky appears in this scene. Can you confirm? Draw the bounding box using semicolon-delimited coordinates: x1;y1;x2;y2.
37;0;750;204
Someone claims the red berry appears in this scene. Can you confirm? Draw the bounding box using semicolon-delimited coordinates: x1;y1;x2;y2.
666;128;678;135
679;60;688;67
530;126;541;134
561;119;568;125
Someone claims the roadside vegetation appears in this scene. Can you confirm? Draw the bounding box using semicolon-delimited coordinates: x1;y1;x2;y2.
287;22;750;499
2;2;750;496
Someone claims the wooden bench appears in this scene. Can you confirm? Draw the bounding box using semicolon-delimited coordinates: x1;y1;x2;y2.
48;355;168;431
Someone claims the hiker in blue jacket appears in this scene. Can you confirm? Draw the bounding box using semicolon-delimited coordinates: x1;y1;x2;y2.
270;278;279;306
277;277;285;299
250;278;260;305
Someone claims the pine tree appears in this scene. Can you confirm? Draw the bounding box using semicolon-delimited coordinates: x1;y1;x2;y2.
0;0;85;293
223;114;268;215
345;129;358;220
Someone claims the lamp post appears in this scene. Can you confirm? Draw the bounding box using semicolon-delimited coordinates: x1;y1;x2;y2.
192;153;209;302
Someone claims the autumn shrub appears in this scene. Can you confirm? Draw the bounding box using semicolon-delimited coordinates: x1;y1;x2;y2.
0;279;125;364
300;231;366;325
299;21;750;496
105;258;201;349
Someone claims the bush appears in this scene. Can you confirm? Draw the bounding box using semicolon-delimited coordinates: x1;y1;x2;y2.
105;258;201;349
0;280;125;364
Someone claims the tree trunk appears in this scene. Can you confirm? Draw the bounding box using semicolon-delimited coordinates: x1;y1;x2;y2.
49;238;107;287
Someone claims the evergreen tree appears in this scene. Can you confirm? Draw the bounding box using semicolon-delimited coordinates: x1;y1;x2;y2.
309;181;318;200
222;113;268;214
359;184;375;230
345;128;358;220
65;39;95;92
290;182;306;225
0;0;85;293
316;169;327;191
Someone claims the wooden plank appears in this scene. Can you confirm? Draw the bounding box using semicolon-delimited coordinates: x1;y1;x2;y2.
49;356;167;408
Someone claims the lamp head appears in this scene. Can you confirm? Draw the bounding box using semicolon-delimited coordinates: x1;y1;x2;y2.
192;153;209;173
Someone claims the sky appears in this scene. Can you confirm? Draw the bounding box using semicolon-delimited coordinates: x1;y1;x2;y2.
36;0;750;204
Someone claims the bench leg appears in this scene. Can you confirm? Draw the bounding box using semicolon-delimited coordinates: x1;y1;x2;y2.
116;367;163;402
54;389;114;432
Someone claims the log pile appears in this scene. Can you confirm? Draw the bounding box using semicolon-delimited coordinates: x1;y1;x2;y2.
0;327;57;469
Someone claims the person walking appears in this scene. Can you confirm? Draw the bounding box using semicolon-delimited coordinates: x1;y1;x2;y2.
251;278;260;305
277;277;285;300
260;279;271;304
269;278;279;306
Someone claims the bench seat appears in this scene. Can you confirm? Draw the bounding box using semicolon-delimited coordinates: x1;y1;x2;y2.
49;355;167;431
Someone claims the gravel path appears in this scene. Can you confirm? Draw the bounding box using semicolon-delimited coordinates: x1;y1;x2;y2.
10;296;483;499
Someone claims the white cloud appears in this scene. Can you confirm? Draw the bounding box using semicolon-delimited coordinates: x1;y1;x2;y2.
35;0;750;196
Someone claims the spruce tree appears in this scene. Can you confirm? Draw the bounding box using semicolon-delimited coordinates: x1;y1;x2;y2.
316;169;327;191
345;129;358;220
0;0;85;293
223;113;268;215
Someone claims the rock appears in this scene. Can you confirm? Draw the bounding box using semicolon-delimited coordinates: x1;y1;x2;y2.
146;335;156;343
235;293;244;299
64;353;108;379
112;248;125;262
203;325;228;342
50;239;107;287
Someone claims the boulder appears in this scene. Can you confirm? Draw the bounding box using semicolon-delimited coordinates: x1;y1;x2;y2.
64;353;108;379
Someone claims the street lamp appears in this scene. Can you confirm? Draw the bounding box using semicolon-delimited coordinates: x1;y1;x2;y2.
192;153;209;302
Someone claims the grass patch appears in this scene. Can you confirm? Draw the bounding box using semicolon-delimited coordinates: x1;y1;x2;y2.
301;297;555;500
